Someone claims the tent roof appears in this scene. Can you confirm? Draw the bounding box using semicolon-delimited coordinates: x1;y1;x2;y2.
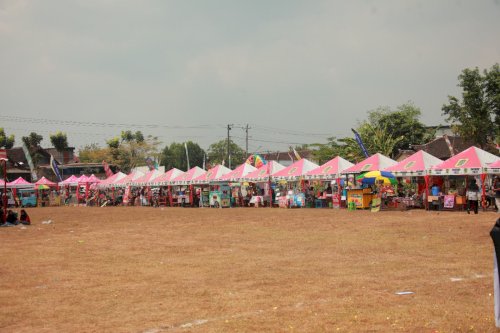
243;161;285;182
86;174;102;183
272;159;320;180
131;169;163;186
384;150;443;176
113;171;145;186
342;153;397;173
99;172;127;186
192;164;231;183
34;176;57;186
305;156;354;179
171;166;206;185
216;163;257;182
151;168;185;185
430;146;500;175
59;175;79;185
7;177;34;188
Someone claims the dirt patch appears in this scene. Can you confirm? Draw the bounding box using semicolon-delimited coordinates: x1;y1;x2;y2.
0;207;497;332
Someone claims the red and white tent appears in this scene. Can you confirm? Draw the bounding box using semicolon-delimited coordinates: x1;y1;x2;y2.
59;175;79;186
429;146;500;176
192;164;231;184
131;170;164;186
113;171;145;187
86;174;102;183
341;153;397;174
150;168;185;186
272;159;320;181
384;151;443;177
243;161;285;182
305;156;354;180
485;160;500;174
171;166;206;185
215;163;257;182
34;176;57;187
7;177;34;189
98;172;127;188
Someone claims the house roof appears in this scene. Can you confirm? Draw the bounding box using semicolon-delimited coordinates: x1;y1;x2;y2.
412;136;475;160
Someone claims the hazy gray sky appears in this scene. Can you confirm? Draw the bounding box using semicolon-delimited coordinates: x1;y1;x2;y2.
1;0;499;153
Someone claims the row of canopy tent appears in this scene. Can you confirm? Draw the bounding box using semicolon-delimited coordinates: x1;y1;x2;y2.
92;146;500;188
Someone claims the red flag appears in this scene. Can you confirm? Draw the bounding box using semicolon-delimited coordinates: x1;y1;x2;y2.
102;160;114;178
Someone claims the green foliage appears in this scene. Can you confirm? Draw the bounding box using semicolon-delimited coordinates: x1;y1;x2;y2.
207;139;245;167
0;128;15;149
22;132;43;149
81;132;160;173
442;64;499;147
160;141;205;171
49;131;68;152
311;102;431;162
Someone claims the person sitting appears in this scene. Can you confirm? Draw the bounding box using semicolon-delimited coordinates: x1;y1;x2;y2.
1;210;19;226
19;209;31;225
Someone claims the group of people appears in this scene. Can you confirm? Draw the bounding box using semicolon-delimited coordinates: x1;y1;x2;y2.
0;208;31;227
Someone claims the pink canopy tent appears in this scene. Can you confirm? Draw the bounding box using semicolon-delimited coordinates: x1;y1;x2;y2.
86;174;102;183
7;177;34;189
98;172;127;188
0;179;5;186
150;168;184;186
430;146;499;176
384;150;443;177
59;175;79;186
192;164;231;184
243;161;285;182
171;166;206;185
131;170;164;186
305;156;354;180
215;163;257;182
485;159;500;174
272;159;320;181
35;177;57;187
341;153;397;174
113;171;145;187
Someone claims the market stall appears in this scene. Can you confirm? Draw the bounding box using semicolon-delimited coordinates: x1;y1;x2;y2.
341;153;397;209
150;168;184;206
305;156;354;208
34;176;58;206
214;163;257;207
192;164;231;208
271;158;320;208
170;166;206;207
242;161;285;207
384;150;443;209
429;146;500;211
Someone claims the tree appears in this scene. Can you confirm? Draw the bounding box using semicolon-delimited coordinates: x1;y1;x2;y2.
207;139;245;167
78;143;110;163
442;64;499;148
0;128;15;149
22;132;44;166
160;141;205;171
22;132;43;149
49;131;69;152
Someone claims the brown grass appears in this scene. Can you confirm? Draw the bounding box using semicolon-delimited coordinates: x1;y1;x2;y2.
0;207;498;332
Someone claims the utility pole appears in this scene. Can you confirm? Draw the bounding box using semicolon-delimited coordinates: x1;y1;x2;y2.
227;124;233;168
245;124;250;157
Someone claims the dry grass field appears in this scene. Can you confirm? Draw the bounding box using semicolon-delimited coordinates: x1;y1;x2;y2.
0;207;498;332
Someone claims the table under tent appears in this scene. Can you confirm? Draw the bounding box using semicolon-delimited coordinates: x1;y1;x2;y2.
271;159;320;208
428;146;500;211
169;166;206;207
149;168;184;207
191;164;232;208
242;161;285;207
303;156;354;208
96;172;127;206
384;150;443;210
111;170;145;206
129;170;164;206
212;163;257;207
340;153;397;210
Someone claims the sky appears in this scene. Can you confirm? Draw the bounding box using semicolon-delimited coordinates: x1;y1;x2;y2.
1;0;499;154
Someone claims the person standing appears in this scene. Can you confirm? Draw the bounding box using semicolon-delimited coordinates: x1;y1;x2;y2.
467;179;480;214
493;176;500;213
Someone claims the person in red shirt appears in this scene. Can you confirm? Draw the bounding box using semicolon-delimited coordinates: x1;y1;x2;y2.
19;209;31;225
